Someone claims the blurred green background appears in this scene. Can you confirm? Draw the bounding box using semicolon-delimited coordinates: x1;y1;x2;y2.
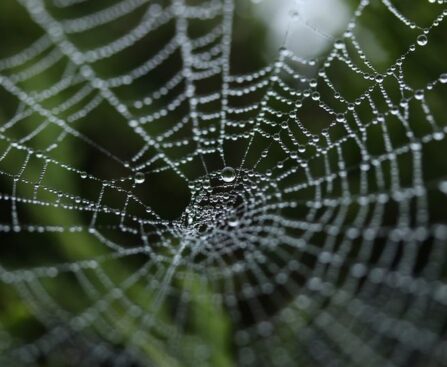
0;0;446;366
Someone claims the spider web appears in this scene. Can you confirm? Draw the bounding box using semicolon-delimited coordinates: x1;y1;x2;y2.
0;0;447;366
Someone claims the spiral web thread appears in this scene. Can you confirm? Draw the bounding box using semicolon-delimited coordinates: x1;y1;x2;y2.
0;0;447;366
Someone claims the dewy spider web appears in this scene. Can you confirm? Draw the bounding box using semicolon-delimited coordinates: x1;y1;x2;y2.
0;0;446;366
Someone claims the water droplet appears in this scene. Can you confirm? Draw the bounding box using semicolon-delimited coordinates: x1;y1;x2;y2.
434;131;444;141
439;181;447;194
221;166;236;183
410;142;422;151
311;91;320;101
417;34;428;46
414;89;424;100
334;40;344;49
439;73;447;84
360;162;369;171
228;217;239;227
336;113;345;122
134;172;145;184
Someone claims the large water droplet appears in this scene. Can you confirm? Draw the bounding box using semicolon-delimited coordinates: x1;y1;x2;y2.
336;113;345;122
440;73;447;84
134;172;145;184
417;34;428;46
375;74;384;83
221;166;236;183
